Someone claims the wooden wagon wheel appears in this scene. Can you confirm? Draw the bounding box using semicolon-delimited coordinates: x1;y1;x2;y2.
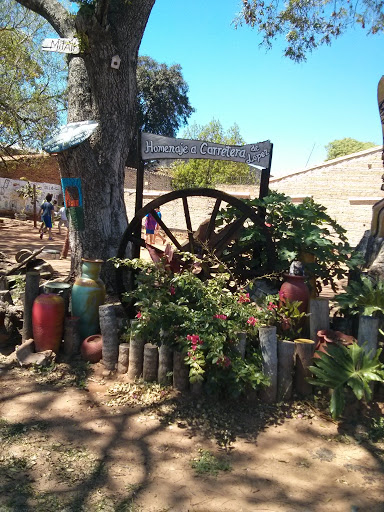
116;188;275;307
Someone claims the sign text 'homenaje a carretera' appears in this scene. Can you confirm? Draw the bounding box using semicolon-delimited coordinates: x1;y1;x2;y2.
141;133;272;168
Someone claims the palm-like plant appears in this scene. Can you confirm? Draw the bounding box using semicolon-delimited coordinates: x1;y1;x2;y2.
334;276;384;317
308;343;384;419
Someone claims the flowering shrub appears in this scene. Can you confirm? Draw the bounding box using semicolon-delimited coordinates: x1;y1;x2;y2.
251;290;308;340
113;256;269;397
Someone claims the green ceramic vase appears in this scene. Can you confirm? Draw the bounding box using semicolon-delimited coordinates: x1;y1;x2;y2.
71;259;106;340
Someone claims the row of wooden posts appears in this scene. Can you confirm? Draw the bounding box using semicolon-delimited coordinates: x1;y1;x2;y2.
21;271;381;402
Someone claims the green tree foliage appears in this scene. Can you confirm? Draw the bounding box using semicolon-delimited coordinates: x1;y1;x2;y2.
325;137;376;160
0;1;66;158
137;56;194;137
235;0;384;61
171;120;255;189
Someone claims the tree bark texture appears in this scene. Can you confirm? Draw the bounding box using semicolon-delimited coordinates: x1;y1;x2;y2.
15;0;156;289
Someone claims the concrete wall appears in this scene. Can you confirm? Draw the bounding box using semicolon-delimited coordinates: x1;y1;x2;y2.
0;177;62;216
269;147;384;247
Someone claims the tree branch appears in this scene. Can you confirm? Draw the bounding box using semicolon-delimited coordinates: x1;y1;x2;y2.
15;0;75;37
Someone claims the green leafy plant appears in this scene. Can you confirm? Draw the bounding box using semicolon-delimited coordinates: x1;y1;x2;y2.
308;343;384;419
190;449;231;476
218;191;363;293
369;416;384;442
334;275;384;317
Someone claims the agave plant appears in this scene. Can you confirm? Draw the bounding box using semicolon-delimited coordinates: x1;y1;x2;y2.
334;276;384;317
308;342;384;419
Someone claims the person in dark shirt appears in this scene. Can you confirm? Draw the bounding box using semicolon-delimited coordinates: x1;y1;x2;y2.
39;193;54;240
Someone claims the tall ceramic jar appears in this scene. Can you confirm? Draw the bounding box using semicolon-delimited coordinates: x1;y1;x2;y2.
279;274;310;314
71;259;106;340
32;293;65;353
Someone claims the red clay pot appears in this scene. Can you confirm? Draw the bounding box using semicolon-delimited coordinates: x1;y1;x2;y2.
81;334;103;363
279;274;310;313
32;293;65;354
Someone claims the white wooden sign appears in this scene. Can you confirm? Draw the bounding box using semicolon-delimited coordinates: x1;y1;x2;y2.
42;38;80;54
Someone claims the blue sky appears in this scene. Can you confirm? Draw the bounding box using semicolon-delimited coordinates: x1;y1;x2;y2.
139;0;384;176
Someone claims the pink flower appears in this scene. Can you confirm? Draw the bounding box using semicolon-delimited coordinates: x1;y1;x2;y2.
247;316;258;326
192;345;197;351
213;314;227;320
265;222;272;228
187;334;201;345
169;286;176;295
238;293;250;303
135;311;142;319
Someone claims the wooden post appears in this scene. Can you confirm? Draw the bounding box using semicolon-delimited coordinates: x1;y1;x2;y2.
143;343;158;382
22;271;40;341
294;339;315;397
99;305;119;371
309;298;330;341
235;332;247;359
117;343;130;374
258;144;273;200
133;130;145;259
258;326;278;403
357;315;379;355
277;340;295;401
127;331;145;381
158;344;173;385
63;316;81;356
33;184;37;228
173;350;189;392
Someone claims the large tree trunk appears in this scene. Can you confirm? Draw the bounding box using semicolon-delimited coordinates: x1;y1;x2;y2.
15;0;156;289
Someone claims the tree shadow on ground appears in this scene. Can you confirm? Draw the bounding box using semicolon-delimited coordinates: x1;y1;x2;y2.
0;358;384;511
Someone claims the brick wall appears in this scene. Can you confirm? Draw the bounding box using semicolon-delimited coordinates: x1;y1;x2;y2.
0;154;61;184
269;147;384;247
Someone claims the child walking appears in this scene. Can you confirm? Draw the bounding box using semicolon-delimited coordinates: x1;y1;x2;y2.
39;193;54;240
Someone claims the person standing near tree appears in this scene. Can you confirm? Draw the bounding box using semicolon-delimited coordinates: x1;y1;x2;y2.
39;193;54;240
57;203;68;235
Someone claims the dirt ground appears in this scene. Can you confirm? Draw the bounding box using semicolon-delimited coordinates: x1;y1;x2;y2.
0;217;384;512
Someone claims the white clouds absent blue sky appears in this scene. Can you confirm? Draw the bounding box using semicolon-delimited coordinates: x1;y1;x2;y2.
139;0;384;176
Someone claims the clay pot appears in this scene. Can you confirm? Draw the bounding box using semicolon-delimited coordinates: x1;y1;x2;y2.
81;334;103;363
32;293;65;354
315;329;356;358
280;274;310;313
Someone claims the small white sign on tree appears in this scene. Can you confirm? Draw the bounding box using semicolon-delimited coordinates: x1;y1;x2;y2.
42;38;80;54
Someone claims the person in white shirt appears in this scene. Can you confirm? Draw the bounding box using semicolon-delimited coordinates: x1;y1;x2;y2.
58;204;68;235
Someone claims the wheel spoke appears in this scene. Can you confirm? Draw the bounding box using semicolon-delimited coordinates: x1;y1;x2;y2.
151;210;183;251
211;214;248;255
205;198;222;242
182;197;195;253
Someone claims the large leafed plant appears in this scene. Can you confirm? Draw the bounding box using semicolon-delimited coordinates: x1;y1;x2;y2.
308;343;384;419
218;191;362;293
